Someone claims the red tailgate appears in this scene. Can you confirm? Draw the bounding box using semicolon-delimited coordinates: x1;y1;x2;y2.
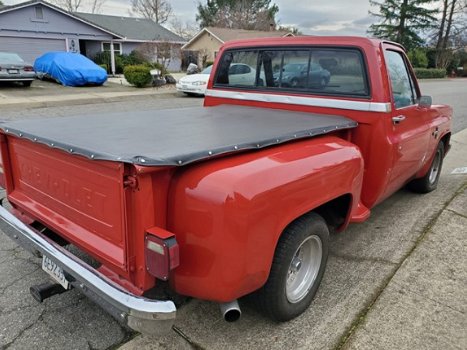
6;138;128;273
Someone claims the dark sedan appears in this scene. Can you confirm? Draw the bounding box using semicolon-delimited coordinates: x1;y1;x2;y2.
274;63;330;89
0;52;35;87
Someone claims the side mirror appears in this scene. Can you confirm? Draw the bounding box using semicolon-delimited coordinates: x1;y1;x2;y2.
419;95;432;108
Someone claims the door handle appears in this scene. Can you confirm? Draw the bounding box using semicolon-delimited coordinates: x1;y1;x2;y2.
392;115;406;124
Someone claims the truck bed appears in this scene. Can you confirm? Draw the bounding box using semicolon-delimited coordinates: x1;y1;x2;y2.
0;105;357;166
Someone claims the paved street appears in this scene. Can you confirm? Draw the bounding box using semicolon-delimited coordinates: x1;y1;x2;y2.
0;79;465;350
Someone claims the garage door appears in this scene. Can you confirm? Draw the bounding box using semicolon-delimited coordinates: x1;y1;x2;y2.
0;37;66;63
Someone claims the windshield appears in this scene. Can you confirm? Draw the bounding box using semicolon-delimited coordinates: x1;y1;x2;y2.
0;52;24;64
201;65;212;74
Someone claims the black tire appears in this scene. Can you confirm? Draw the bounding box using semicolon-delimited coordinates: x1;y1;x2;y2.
22;81;32;87
409;141;444;193
255;212;329;321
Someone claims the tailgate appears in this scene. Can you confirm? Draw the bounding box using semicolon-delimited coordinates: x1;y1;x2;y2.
5;137;128;272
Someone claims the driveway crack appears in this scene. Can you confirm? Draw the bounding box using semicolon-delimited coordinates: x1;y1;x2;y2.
2;306;45;349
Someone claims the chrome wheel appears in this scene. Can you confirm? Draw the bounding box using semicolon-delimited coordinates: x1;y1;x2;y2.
428;149;442;185
286;235;322;303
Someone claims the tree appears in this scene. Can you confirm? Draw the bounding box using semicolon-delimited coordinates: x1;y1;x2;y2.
196;0;279;31
89;0;106;13
0;1;4;7
51;0;84;12
433;0;467;68
130;0;172;24
368;0;438;50
50;0;107;12
169;18;198;40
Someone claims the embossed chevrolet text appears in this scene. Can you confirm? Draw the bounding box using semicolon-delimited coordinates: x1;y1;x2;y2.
18;159;107;221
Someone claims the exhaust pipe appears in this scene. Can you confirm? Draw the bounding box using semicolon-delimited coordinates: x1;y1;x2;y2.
219;300;241;322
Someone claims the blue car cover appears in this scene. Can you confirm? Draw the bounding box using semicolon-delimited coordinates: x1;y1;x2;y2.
34;52;107;87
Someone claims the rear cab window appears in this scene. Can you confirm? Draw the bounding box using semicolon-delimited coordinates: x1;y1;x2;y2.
214;46;370;98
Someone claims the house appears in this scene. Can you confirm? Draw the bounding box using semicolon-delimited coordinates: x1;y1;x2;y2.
0;0;186;73
182;27;294;67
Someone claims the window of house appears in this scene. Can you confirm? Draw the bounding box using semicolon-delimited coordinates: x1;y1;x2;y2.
35;6;43;20
214;47;369;97
102;42;122;55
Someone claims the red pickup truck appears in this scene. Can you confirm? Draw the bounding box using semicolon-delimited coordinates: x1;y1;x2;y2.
0;36;452;335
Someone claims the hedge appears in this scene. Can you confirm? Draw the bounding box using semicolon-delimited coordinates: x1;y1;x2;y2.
123;65;152;88
413;68;446;79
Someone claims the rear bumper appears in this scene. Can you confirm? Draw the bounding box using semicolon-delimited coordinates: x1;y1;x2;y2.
0;204;176;335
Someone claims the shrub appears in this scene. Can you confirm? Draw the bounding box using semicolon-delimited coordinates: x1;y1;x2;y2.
204;61;214;67
124;65;152;87
413;68;446;79
93;52;124;74
99;64;108;72
408;48;428;68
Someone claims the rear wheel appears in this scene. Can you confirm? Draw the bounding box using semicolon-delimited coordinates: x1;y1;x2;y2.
255;212;329;321
22;81;32;87
408;141;444;193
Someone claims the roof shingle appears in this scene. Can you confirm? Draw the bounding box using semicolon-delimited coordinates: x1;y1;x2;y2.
75;12;185;42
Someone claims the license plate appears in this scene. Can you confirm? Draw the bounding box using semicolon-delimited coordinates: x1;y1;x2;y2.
8;69;19;74
42;255;70;289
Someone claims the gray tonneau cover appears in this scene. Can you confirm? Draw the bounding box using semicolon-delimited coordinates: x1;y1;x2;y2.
0;105;357;166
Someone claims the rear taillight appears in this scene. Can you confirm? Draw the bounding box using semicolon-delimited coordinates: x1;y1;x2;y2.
145;227;180;281
23;66;34;72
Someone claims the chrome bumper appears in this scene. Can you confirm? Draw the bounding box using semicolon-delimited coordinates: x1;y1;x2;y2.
0;205;176;335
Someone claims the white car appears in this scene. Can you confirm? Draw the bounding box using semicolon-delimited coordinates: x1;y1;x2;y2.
176;63;259;96
176;65;212;96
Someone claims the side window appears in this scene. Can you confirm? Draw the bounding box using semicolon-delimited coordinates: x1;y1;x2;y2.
214;50;258;87
385;50;416;108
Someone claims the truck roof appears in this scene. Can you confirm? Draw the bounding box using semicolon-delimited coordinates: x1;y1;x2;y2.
0;105;357;166
221;36;391;50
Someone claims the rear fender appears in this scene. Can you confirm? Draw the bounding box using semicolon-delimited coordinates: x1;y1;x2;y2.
167;136;364;302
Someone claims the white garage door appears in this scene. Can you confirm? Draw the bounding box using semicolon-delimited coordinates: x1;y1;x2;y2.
0;37;66;63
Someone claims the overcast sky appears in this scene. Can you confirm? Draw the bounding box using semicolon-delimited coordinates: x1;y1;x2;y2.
5;0;375;36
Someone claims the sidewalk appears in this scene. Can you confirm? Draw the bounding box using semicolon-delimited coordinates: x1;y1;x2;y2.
0;82;177;109
118;129;467;350
342;132;467;350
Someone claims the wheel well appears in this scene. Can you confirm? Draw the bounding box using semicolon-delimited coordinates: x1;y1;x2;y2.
313;194;352;231
440;133;451;154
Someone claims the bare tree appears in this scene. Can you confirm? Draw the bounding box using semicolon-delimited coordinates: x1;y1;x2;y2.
169;18;198;40
434;0;467;68
51;0;83;12
130;0;172;23
89;0;106;13
136;41;175;72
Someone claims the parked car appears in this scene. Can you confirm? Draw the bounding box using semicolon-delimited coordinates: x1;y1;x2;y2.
34;52;107;87
274;63;330;88
177;63;259;96
176;65;212;96
0;52;35;87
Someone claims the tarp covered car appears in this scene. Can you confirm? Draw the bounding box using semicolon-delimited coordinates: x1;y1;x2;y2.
34;52;107;87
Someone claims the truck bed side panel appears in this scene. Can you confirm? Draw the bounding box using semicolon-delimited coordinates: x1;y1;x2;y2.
167;136;364;302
